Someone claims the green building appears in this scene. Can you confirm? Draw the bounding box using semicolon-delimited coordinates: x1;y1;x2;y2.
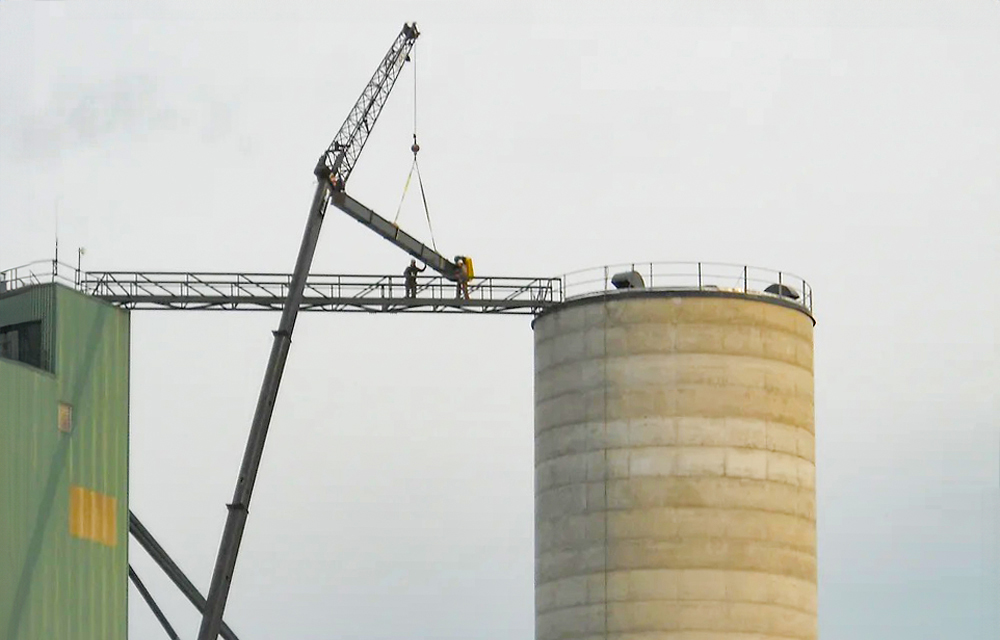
1;282;129;640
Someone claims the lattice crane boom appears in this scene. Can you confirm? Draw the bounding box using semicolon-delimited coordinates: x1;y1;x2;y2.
322;22;420;186
311;22;461;281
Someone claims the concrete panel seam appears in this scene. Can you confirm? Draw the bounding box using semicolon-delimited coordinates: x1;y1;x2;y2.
537;535;817;559
535;474;814;498
536;505;817;526
535;407;814;435
538;597;816;618
537;480;815;515
535;348;815;379
592;631;812;640
601;299;610;640
537;533;816;556
536;417;815;440
536;448;816;483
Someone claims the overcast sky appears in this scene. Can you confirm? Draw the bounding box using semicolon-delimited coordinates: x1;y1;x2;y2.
1;2;998;639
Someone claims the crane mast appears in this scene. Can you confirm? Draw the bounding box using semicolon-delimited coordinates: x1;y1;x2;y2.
196;23;425;640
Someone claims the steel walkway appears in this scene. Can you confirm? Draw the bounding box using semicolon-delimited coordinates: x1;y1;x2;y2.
81;271;562;314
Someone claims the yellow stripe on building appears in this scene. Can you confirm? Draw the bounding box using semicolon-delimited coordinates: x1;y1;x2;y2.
69;485;118;547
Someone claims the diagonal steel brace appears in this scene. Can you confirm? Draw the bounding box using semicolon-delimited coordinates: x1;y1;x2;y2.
129;511;241;640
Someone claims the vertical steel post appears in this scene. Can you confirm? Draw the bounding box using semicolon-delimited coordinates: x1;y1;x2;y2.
197;172;330;640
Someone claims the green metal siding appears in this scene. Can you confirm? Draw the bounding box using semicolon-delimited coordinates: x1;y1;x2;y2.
1;284;129;640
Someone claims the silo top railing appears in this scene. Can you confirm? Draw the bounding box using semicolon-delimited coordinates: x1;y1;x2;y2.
561;262;813;314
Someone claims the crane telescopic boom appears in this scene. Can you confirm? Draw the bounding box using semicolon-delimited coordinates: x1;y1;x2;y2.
196;23;424;640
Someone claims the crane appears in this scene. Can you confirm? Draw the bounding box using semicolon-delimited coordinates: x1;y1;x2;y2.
0;21;563;640
317;23;462;281
196;23;442;640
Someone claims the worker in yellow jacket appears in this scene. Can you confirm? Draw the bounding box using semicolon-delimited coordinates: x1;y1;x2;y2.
454;256;470;300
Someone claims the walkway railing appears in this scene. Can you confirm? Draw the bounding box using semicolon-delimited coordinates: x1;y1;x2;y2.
3;260;811;315
561;262;813;313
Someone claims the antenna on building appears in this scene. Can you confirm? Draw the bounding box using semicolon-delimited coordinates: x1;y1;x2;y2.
54;196;60;276
77;247;86;287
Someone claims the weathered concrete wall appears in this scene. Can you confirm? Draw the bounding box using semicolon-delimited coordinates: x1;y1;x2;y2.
533;293;816;640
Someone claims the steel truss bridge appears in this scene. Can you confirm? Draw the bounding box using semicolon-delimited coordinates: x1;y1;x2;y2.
81;271;562;314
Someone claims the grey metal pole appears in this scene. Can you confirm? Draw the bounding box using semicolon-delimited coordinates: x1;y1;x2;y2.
197;171;331;640
128;565;181;640
129;511;241;640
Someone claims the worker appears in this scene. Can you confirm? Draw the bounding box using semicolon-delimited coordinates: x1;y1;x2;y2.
403;259;425;298
454;256;470;300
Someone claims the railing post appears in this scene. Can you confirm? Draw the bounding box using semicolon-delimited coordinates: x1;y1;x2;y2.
743;266;748;293
697;263;702;289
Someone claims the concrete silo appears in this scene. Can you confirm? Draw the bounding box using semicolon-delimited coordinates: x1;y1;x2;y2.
534;264;816;640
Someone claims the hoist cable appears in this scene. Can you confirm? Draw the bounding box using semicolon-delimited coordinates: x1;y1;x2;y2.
414;158;438;251
413;44;417;135
392;43;439;253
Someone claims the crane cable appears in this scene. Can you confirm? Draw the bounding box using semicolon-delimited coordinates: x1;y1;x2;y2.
392;47;439;252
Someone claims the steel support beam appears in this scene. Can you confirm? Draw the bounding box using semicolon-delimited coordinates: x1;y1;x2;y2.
331;191;458;277
129;512;241;640
128;565;181;640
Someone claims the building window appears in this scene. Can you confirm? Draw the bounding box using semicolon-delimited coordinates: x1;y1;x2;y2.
0;320;43;369
58;402;73;434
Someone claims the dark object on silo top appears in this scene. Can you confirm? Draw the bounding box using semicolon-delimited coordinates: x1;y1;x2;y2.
765;283;799;299
611;271;645;290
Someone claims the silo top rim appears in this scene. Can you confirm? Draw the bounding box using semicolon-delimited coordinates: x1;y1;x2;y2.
549;261;814;322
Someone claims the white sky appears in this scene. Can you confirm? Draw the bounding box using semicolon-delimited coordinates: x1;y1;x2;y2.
1;2;998;639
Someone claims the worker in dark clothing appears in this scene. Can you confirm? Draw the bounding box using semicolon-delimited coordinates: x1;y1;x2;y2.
403;259;425;298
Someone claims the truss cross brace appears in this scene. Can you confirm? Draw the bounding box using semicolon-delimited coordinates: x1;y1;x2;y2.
129;511;242;640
